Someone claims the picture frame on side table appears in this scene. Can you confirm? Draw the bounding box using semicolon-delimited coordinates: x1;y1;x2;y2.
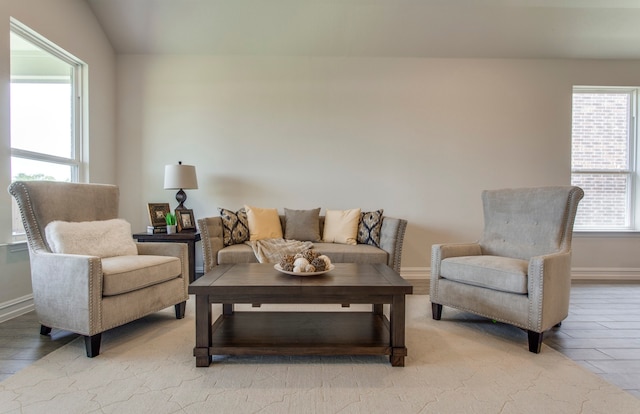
177;209;196;232
148;203;171;227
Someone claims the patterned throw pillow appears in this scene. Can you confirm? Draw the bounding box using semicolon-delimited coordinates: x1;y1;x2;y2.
358;209;384;247
218;207;250;246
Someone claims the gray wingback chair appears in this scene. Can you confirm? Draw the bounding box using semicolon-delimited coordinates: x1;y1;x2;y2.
430;186;584;353
8;181;189;357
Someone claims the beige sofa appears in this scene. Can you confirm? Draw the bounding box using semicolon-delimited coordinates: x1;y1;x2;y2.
198;213;407;273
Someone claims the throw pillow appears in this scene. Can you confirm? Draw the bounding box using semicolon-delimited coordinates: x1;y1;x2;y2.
358;209;384;247
44;218;138;258
322;208;361;245
284;208;321;241
218;207;250;246
245;205;283;241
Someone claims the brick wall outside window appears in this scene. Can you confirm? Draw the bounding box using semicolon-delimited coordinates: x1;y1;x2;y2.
571;92;631;229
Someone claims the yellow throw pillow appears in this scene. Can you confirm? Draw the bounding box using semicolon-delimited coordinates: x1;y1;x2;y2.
244;205;283;240
322;208;361;245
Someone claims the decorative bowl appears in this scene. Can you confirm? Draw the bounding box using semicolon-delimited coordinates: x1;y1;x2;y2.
274;263;335;276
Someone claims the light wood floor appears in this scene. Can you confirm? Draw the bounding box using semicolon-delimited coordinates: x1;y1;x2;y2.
1;280;639;399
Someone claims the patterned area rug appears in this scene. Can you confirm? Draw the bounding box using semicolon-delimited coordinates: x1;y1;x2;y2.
1;295;639;413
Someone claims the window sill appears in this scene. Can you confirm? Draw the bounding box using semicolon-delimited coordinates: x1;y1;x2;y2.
575;230;640;238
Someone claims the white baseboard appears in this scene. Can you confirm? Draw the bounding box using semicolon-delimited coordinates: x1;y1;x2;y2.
400;267;429;280
571;267;640;281
0;294;34;323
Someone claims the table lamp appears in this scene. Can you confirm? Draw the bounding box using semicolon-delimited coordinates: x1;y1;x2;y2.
164;161;198;210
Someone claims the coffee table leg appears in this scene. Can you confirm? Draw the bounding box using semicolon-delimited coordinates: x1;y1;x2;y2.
390;294;408;367
194;294;212;367
373;304;383;315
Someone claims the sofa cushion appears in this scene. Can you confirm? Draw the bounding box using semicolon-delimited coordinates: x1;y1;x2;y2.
358;209;384;247
101;255;182;296
322;208;361;245
45;218;138;258
217;242;387;266
245;205;283;240
284;208;321;241
440;255;529;294
218;207;250;246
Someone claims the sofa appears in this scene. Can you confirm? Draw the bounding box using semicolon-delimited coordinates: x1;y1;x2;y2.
198;207;407;274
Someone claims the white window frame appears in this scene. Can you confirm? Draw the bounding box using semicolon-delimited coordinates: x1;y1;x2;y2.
10;20;86;241
571;86;638;232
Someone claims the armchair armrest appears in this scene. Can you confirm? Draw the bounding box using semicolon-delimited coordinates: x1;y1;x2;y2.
430;243;482;293
29;251;103;336
527;250;572;331
136;242;189;286
197;216;225;273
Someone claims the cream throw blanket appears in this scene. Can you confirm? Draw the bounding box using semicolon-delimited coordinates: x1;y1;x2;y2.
245;239;314;263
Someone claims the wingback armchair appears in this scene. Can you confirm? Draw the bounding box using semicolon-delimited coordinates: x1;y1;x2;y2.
8;181;189;357
430;186;584;353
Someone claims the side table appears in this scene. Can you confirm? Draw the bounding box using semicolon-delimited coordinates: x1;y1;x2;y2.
133;231;201;283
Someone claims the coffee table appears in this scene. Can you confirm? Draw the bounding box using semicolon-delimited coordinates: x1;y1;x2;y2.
188;263;413;367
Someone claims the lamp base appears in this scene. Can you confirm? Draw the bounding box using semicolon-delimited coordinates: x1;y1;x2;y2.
175;189;187;210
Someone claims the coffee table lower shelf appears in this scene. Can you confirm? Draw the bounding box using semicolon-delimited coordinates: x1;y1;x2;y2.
207;311;394;360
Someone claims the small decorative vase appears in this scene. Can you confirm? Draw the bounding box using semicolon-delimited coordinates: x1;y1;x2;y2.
167;225;176;234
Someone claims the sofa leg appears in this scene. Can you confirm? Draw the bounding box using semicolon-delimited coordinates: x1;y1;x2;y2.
40;325;52;336
432;303;443;320
527;330;543;353
175;301;186;319
84;334;101;358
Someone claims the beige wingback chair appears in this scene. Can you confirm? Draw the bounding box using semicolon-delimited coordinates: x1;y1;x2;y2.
8;181;189;357
430;186;584;353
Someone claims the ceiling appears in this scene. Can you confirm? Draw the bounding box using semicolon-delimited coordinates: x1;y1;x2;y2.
86;0;640;59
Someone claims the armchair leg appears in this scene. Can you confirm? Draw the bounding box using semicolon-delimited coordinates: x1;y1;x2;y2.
84;334;102;358
40;325;52;336
432;303;443;320
175;301;186;319
527;330;543;354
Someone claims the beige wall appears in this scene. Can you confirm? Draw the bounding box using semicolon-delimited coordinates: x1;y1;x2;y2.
116;55;640;275
2;1;639;319
0;0;116;318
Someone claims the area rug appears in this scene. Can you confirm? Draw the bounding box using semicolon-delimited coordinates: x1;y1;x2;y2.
1;295;639;414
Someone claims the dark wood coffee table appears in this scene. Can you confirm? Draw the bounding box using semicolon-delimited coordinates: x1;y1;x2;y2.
188;263;413;367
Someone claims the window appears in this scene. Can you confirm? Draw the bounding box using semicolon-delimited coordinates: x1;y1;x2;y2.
10;21;85;240
571;87;638;231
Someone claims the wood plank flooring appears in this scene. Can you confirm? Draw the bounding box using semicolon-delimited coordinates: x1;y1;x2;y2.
1;281;639;399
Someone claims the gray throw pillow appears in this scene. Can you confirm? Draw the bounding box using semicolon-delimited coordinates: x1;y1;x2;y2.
358;209;384;247
284;208;321;241
218;207;249;246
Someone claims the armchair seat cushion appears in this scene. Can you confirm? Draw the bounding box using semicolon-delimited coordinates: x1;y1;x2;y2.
102;255;182;296
440;255;529;294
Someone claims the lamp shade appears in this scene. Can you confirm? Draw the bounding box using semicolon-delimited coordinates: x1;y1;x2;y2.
164;163;198;190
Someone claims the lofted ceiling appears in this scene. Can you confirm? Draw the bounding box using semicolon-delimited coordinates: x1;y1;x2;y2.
86;0;640;59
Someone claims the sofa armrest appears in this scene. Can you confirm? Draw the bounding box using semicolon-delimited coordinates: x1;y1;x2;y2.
197;216;225;273
379;217;408;273
135;242;189;287
29;251;103;336
527;251;572;331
